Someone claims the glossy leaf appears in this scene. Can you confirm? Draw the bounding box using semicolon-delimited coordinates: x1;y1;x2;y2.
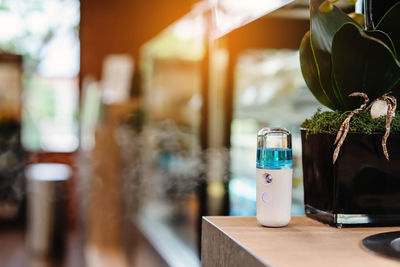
376;1;400;60
365;30;396;57
300;0;400;111
310;0;359;55
300;31;335;109
309;0;361;109
332;23;400;109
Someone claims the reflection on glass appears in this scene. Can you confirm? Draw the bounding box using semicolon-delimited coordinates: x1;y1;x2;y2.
210;0;294;39
229;49;325;216
137;10;206;266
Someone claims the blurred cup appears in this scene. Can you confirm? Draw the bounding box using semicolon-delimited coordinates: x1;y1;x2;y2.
25;163;71;260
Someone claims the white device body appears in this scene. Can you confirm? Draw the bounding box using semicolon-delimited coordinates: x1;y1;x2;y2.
256;168;292;227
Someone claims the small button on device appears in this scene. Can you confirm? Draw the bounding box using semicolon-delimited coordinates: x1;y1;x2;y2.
262;192;272;204
263;173;272;184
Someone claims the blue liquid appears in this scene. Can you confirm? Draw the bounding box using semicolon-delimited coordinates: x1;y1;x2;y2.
256;148;293;169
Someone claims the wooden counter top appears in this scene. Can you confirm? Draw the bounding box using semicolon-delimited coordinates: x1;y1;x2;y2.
201;216;400;267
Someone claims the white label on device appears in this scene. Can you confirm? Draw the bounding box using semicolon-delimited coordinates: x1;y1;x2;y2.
256;168;292;227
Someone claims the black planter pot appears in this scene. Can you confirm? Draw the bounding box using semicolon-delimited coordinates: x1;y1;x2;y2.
301;129;400;227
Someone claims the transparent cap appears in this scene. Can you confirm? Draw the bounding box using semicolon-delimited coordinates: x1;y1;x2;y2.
256;127;292;169
257;127;292;149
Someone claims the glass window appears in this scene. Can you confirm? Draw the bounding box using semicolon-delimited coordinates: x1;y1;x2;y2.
137;11;206;265
0;0;80;152
229;49;326;216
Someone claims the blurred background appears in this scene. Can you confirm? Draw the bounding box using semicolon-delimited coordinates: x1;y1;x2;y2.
0;0;353;266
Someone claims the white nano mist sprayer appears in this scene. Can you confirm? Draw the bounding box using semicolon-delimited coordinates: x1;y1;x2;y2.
256;127;293;227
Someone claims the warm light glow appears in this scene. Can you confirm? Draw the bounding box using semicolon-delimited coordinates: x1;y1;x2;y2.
172;15;205;41
210;0;294;39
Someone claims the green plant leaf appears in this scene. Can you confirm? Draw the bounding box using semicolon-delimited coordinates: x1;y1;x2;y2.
376;1;400;60
365;30;396;57
300;31;335;109
310;0;360;55
332;22;400;109
309;0;361;110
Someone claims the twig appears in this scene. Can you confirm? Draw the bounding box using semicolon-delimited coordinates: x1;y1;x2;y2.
333;92;369;164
